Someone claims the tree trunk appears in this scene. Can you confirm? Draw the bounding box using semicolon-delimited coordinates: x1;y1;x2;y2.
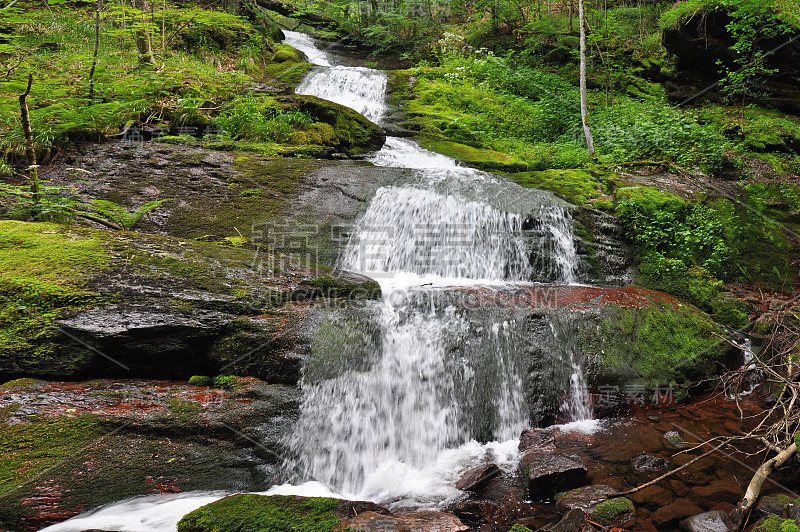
88;0;102;100
19;74;40;217
133;0;155;65
579;0;595;155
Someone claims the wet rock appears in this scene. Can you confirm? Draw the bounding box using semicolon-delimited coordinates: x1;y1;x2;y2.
519;453;587;499
664;430;686;448
757;494;794;517
631;454;671;473
787;502;800;520
338;510;469;531
555;484;620;513
590;497;635;528
451;500;505;526
630;485;672;508
549;508;588;532
519;428;556;453
455;463;501;492
689;479;742;509
679;510;738;532
653;499;704;527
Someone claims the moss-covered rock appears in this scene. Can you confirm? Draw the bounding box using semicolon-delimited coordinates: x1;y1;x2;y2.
419;140;529;172
0;220;378;381
177;494;391;532
590;497;635;527
276;95;386;155
755;515;800;532
584;301;730;389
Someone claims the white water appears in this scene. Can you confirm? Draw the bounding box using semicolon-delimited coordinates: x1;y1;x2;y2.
43;31;595;532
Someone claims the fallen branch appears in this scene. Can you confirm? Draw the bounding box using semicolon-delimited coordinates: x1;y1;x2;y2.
731;442;798;526
617;443;726;496
73;211;122;230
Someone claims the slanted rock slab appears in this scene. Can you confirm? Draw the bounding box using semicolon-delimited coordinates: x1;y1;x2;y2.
519;453;587;499
455;463;501;492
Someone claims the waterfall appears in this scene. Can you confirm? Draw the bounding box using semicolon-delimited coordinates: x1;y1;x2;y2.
285;33;592;509
41;31;596;531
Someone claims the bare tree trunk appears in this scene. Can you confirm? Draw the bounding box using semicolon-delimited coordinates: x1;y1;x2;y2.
579;0;595;155
568;0;573;33
133;0;155;65
88;0;102;100
19;74;40;217
731;442;797;526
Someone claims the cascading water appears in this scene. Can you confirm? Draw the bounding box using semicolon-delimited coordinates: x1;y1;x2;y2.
282;34;592;509
42;30;595;532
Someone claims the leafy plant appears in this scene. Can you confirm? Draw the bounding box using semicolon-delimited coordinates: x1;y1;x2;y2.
79;198;171;230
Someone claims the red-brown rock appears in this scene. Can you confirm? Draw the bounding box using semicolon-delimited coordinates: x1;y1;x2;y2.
653;499;704;527
455;463;501;492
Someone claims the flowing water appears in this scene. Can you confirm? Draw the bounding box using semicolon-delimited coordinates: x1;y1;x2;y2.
42;31;595;532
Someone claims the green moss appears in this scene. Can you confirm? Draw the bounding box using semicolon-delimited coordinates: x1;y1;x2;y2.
0;378;44;389
0;416;112;497
177;494;342;532
590;497;634;526
188;375;212;386
167;398;202;415
586;302;727;388
0;221;112;361
212;375;242;389
756;516;800;532
510;526;534;532
280;95;385;156
420;140;529;172
509;169;615;205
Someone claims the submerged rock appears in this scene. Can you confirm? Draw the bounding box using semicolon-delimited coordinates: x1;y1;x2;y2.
555;484;620;513
631;454;671;473
338;510;469;532
590;497;635;528
679;510;738;532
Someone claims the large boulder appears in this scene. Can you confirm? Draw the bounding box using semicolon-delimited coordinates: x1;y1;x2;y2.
0;220;379;381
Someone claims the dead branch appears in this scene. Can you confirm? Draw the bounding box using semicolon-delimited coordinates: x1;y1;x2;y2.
617;443;726;496
731;442;798;525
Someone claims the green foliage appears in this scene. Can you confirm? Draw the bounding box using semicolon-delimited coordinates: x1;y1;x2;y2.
188;375;212;386
212;375;241;389
0;182;79;223
214;97;314;143
80;199;171;230
661;0;727;30
177;494;341;532
594;100;731;173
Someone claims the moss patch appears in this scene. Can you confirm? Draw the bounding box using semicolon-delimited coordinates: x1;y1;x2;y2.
591;497;634;526
509;168;616;205
177;494;342;532
755;515;800;532
419;140;529;172
0;416;112;498
584;302;728;388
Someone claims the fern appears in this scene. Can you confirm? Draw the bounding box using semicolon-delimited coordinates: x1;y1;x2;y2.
80;198;171;230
